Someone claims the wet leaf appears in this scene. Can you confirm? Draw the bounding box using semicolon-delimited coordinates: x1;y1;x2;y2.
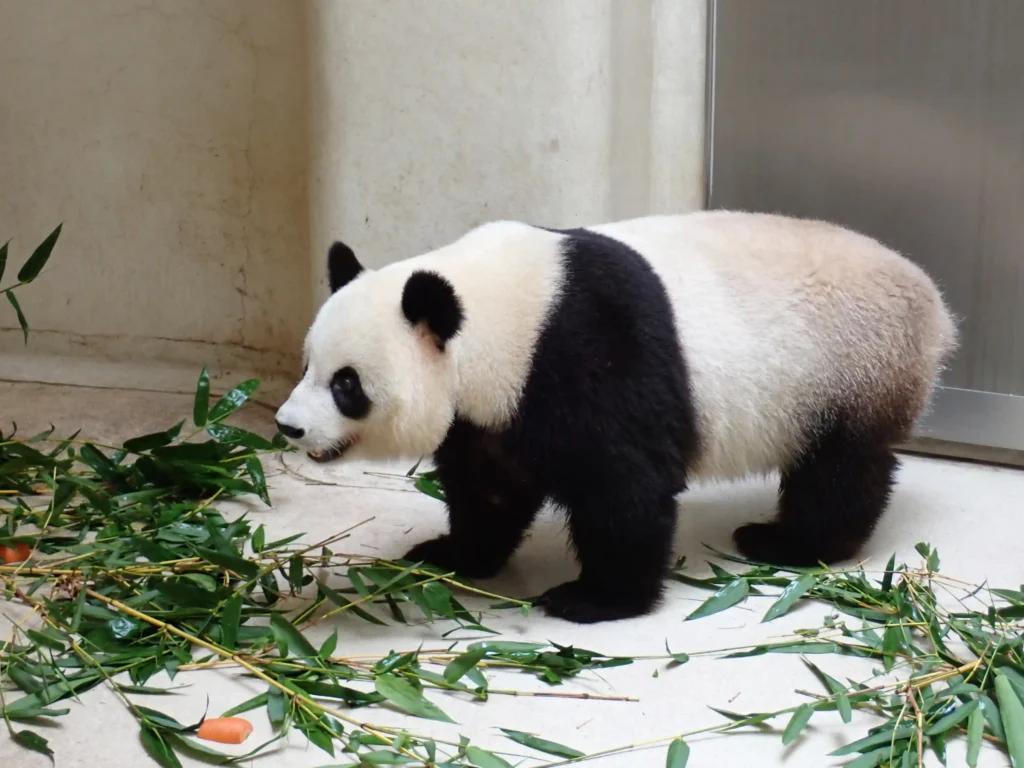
762;574;816;622
193;367;210;426
123;421;185;453
208;379;260;423
685;578;749;620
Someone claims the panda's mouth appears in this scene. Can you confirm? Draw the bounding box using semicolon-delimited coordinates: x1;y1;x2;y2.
307;434;359;464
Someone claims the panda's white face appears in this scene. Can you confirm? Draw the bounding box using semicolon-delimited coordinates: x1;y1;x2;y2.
275;253;463;464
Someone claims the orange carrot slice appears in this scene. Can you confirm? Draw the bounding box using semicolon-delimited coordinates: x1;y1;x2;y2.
197;717;254;745
0;543;31;564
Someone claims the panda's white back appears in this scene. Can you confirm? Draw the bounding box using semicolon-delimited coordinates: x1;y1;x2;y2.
589;211;957;482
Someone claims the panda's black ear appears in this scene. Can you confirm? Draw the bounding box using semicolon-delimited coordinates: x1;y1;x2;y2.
401;270;464;350
327;241;364;293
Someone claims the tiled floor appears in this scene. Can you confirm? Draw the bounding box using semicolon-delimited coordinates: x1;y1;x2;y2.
1;380;1019;767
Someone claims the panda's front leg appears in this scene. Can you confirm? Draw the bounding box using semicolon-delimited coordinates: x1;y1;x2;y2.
537;487;677;624
403;421;544;580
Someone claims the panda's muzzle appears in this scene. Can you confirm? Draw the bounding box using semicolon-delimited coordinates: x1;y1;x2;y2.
307;434;359;463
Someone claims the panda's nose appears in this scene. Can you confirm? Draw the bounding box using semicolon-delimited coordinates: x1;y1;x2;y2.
275;420;305;440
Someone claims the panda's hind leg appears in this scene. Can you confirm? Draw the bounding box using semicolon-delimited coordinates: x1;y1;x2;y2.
733;413;902;567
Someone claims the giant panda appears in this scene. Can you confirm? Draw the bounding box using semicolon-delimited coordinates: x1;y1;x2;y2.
275;211;958;624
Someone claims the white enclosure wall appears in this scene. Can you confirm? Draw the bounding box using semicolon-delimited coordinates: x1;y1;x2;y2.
0;0;707;405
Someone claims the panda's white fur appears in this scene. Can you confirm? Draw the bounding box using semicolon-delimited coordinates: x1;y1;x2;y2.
277;210;957;623
281;211;955;480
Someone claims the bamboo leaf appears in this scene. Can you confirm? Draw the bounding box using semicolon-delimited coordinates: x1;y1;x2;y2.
195;547;260;579
996;671;1024;768
966;703;984;767
665;738;690;768
782;704;814;746
925;699;978;736
7;291;29;343
465;746;512;768
319;629;338;660
141;725;184;768
685;578;749;620
17;223;62;283
193;367;211;426
12;729;53;759
374;673;454;723
499;728;583;759
0;239;7;283
123;421;185;453
221;595;242;649
269;613;318;659
762;574;816;622
208;379;260;423
444;648;486;684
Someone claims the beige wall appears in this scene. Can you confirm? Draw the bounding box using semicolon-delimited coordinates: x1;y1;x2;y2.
1;0;706;403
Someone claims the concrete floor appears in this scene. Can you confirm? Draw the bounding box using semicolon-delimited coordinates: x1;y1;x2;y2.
1;381;1020;767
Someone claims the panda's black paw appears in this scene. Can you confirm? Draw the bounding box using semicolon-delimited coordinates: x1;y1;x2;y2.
536;580;647;624
733;522;841;567
403;535;504;580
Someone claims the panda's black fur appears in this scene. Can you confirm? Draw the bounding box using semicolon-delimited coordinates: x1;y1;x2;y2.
405;228;700;622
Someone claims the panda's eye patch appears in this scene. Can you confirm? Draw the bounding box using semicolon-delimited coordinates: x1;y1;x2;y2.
330;367;371;420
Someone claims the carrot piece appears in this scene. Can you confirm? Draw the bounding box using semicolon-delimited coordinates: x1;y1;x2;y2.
0;544;30;564
196;717;254;745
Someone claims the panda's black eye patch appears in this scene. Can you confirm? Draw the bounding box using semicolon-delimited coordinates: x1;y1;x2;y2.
330;367;371;420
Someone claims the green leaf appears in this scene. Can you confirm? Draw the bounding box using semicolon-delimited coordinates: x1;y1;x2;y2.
966;703;984;767
252;524;266;553
195;547;260;579
246;456;270;505
318;582;386;626
836;692;852;724
762;574;816;622
193;367;211;426
665;641;689;667
0;239;8;283
123;421;185;453
374;673;454;723
844;749;889;768
881;552;897;592
665;738;690;768
208;379;260;423
267;686;288;728
685;578;749;620
141;725;184;768
444;648;486;684
319;629;338;659
7;291;29;344
500;729;583;759
12;729;53;759
136;705;188;732
465;746;513;768
221;595;242;649
17;223;62;283
831;725;915;756
996;671;1024;768
782;704;814;746
206;423;275;450
925;699;978;736
269;613;318;659
221;692;268;718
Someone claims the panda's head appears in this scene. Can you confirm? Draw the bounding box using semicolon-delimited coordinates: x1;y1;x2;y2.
275;241;464;464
